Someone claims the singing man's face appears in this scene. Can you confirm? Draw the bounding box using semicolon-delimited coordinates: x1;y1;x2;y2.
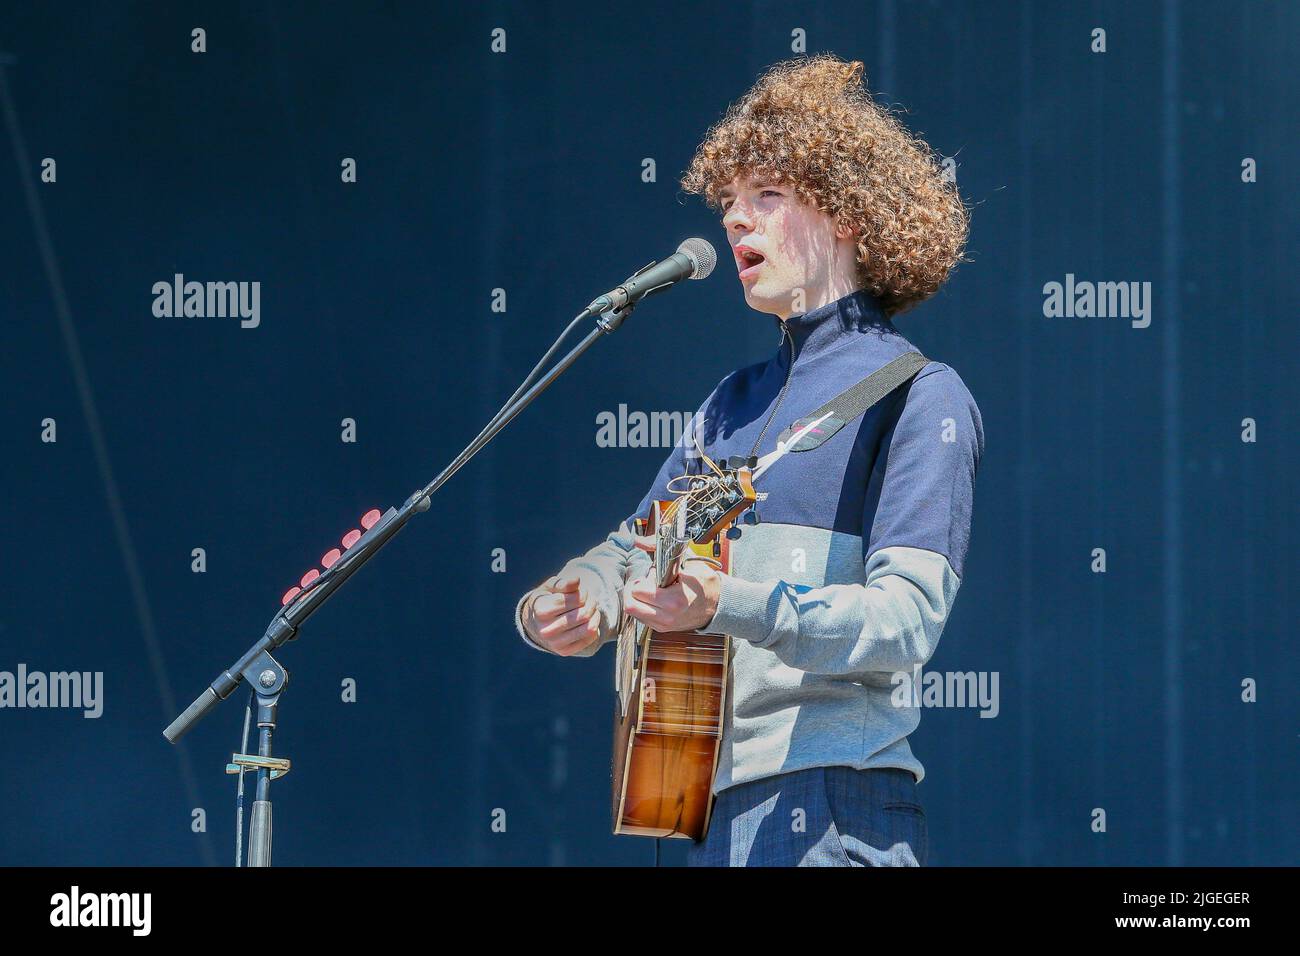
720;177;853;320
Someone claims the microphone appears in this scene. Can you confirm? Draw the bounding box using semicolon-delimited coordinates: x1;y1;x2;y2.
586;238;716;315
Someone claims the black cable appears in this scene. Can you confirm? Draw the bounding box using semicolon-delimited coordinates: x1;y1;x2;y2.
470;307;594;448
234;689;254;866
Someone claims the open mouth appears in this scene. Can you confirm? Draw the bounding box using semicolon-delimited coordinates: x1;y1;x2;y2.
735;246;765;281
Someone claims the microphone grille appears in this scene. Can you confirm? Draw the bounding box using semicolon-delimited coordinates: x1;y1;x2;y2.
677;238;717;280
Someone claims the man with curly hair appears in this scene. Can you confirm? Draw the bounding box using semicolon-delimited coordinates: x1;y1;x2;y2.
516;55;983;866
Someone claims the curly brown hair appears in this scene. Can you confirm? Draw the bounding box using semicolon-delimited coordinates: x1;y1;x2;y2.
682;55;969;316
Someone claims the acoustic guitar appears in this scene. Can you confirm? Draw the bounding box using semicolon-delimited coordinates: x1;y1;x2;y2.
612;455;756;840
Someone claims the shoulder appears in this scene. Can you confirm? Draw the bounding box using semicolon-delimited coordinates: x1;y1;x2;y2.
899;359;984;460
913;360;979;412
689;356;774;441
714;354;772;397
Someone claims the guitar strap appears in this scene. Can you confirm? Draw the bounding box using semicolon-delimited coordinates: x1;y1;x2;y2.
773;350;930;453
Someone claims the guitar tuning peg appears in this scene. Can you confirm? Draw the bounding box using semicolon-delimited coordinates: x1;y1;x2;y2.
746;456;758;469
712;540;722;557
725;526;742;540
743;510;759;525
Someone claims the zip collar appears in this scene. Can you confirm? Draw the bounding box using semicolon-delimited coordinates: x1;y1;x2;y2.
776;289;894;365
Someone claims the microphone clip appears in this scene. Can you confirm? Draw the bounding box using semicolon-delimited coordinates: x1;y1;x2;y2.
586;259;657;316
596;298;637;333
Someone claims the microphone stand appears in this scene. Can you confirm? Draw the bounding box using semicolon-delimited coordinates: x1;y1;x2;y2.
163;298;640;866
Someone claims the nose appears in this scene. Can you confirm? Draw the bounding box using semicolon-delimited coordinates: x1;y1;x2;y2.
723;199;752;236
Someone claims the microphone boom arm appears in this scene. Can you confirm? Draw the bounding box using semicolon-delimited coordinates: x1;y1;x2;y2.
163;297;640;746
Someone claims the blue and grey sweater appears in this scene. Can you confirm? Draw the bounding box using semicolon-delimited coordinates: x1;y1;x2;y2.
516;289;983;792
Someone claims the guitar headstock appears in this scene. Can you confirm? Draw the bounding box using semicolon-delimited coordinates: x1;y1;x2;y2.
652;456;756;587
674;455;758;545
660;455;759;548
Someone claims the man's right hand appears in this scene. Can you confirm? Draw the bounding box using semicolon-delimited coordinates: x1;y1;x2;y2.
523;572;605;656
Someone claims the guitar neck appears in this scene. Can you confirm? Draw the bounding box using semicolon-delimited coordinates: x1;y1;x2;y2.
654;499;687;587
655;541;685;587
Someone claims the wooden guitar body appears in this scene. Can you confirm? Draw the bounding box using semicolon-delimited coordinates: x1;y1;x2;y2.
611;504;731;841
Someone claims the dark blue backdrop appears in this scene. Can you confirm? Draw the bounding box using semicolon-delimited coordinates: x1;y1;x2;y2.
1;1;1295;866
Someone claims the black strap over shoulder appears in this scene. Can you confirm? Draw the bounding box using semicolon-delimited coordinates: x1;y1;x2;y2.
775;351;930;453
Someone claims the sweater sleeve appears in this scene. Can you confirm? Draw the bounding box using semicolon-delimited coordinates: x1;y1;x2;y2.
703;363;983;675
512;518;649;656
513;397;713;656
